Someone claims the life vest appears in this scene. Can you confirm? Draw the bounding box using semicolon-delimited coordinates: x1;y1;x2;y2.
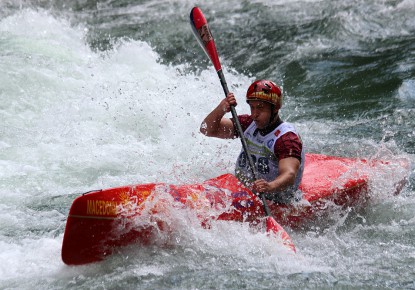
235;121;305;202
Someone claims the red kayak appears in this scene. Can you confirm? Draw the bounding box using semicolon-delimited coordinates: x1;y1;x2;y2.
61;153;408;265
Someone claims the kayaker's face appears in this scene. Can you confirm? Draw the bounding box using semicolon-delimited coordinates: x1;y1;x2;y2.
248;101;273;129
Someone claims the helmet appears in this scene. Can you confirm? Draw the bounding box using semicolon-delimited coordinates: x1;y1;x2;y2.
246;80;282;110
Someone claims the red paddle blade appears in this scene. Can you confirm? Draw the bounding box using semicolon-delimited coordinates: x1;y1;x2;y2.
190;6;222;72
266;216;296;253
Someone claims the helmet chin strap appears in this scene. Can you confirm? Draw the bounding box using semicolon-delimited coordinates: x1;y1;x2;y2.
259;108;281;133
267;107;280;126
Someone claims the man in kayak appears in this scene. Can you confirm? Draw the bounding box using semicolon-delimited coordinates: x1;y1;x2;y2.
200;80;305;204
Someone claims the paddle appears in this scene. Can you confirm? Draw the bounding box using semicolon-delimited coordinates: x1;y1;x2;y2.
190;6;295;252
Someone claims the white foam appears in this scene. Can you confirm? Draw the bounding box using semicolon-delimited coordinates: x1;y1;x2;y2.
397;79;415;101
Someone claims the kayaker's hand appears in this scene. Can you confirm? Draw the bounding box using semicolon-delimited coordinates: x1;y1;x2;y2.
253;179;273;193
220;92;237;112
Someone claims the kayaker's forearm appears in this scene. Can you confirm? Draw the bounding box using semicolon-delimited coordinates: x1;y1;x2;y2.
268;171;296;192
200;105;226;136
266;157;300;193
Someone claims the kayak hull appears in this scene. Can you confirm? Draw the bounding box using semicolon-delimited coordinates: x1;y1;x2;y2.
61;153;409;265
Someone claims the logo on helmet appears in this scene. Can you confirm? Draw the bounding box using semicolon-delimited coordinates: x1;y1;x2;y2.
247;91;279;103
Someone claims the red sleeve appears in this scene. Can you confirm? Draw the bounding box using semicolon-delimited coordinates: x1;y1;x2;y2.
231;115;253;137
274;132;303;162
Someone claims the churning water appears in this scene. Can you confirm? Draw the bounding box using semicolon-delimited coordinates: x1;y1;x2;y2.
1;0;414;289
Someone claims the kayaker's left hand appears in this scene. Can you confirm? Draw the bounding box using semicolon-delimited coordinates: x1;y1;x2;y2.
253;179;274;193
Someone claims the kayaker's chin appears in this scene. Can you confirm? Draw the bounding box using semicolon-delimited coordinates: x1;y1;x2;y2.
253;120;266;129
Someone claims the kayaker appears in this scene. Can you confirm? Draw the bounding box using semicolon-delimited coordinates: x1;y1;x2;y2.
200;80;305;204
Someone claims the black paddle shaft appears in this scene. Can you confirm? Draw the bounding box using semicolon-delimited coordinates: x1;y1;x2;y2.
216;69;272;217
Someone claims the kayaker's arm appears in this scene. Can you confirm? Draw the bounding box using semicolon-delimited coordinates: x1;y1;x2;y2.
253;157;300;193
200;93;237;139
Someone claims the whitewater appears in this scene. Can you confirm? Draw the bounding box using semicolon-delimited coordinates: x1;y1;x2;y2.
1;1;414;289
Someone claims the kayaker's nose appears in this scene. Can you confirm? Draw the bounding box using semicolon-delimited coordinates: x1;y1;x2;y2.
251;107;260;119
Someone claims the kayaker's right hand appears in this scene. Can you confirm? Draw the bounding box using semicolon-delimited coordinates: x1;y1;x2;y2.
220;92;237;112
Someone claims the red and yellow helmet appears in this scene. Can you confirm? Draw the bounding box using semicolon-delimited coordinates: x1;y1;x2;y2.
246;80;282;110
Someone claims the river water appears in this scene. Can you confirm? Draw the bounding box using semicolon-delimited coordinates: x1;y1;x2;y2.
1;0;414;289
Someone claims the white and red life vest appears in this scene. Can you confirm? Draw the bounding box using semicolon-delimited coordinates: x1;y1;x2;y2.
235;121;305;203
